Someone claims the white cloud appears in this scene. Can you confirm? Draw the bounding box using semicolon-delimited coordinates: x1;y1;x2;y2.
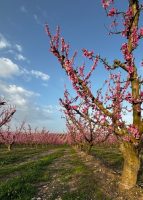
15;44;22;52
0;57;20;77
0;82;39;107
0;57;50;82
0;81;59;131
5;84;37;97
42;105;54;114
0;34;27;62
31;70;50;81
15;54;26;61
0;34;10;49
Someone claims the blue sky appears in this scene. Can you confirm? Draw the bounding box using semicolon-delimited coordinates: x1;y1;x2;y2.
0;0;143;132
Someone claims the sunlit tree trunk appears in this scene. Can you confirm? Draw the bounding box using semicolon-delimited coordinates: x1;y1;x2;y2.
7;144;12;151
119;142;140;190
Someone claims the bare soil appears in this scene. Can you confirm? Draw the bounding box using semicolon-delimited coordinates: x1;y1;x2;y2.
31;147;143;200
77;150;143;200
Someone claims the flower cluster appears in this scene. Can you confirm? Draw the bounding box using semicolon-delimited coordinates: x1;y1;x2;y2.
122;7;133;37
61;38;69;57
102;0;114;9
139;28;143;37
130;27;139;49
82;48;94;59
127;125;140;139
78;65;85;77
108;8;117;17
121;43;134;74
123;135;130;142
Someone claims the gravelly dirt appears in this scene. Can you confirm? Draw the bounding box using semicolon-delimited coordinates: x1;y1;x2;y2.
77;150;143;200
31;148;143;200
32;148;80;200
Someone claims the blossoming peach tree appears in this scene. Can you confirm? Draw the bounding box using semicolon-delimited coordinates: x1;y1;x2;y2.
60;88;115;153
45;0;143;190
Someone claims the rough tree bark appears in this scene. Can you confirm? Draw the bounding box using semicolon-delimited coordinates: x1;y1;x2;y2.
119;142;140;190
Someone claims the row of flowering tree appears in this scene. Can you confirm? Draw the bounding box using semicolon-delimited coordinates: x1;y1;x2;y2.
45;0;143;190
0;99;69;150
0;125;70;150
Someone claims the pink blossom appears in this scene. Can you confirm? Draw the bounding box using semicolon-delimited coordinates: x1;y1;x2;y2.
71;105;78;110
100;116;106;124
79;65;85;77
127;125;140;139
131;27;139;48
121;43;133;64
139;28;143;37
102;0;113;9
45;24;51;38
108;8;117;16
122;7;133;37
126;65;134;74
82;48;94;59
141;91;143;97
82;107;88;113
123;135;130;142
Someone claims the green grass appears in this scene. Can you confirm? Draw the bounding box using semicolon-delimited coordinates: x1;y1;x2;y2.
1;145;142;199
91;146;123;172
0;149;64;200
0;145;61;166
91;145;143;187
46;148;111;200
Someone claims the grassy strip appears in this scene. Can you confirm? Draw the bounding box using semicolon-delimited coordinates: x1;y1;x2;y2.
62;150;111;200
91;146;123;172
91;146;143;189
0;146;68;178
0;150;64;200
46;148;110;200
0;152;55;179
0;146;58;166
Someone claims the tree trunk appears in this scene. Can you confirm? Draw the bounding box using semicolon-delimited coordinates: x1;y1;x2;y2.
119;142;140;190
85;143;93;154
7;144;12;151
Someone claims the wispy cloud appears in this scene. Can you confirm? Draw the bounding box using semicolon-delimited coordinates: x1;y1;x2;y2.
15;44;22;52
20;6;27;13
15;54;26;61
42;83;48;87
0;81;39;106
0;33;27;62
0;57;20;78
31;70;50;81
33;14;42;25
0;81;57;130
0;57;50;81
0;34;10;49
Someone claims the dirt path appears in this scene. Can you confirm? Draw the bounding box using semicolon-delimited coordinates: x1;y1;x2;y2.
31;147;143;200
77;150;143;200
32;148;111;200
31;148;80;200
